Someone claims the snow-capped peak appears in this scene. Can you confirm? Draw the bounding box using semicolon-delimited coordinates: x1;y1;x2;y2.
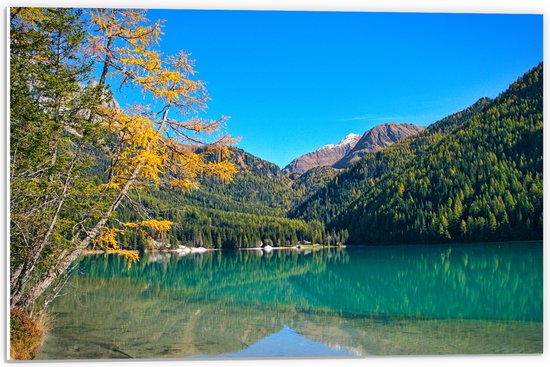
337;133;361;147
316;133;360;152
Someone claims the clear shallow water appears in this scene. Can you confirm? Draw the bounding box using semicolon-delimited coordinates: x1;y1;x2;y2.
38;242;542;359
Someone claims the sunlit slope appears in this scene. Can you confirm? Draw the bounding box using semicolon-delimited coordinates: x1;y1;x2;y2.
292;64;542;245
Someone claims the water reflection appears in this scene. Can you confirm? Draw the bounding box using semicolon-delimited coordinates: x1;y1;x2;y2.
199;326;354;358
38;242;542;359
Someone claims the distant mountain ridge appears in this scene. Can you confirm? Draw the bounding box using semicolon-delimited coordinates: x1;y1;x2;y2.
283;123;424;175
333;123;425;168
283;133;361;175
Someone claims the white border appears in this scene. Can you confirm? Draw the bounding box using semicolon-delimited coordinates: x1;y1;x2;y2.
1;1;547;367
0;0;546;13
3;5;9;366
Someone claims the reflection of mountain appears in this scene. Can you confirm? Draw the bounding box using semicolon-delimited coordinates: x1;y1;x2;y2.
38;243;542;359
208;326;353;358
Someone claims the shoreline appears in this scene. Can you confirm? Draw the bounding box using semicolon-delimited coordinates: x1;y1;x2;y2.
81;249;140;255
345;239;543;248
80;239;542;256
238;244;345;251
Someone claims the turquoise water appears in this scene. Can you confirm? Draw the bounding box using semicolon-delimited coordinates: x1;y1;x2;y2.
38;242;542;359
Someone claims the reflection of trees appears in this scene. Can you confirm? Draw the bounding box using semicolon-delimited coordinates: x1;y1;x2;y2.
38;243;542;359
304;243;542;321
67;244;544;320
74;249;350;306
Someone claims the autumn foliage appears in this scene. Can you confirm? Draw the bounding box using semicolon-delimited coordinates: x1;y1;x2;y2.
10;308;48;360
10;7;237;309
86;9;238;260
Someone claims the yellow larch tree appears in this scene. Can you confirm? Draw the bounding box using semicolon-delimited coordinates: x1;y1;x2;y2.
20;8;237;307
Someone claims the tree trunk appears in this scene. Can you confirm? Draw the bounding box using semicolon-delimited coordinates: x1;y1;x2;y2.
20;104;172;308
10;144;82;306
12;50;115;308
18;165;140;308
99;36;114;88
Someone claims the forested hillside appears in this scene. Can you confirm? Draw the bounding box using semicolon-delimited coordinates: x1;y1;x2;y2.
120;64;543;249
173;147;298;215
117;147;330;249
289;97;492;223
323;64;542;244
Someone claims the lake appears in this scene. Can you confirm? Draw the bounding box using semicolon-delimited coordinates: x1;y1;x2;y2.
38;241;542;359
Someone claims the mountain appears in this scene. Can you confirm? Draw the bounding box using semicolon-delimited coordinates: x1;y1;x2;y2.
283;123;424;176
283;133;360;175
333;123;425;168
117;64;542;249
292;63;543;245
289;98;494;225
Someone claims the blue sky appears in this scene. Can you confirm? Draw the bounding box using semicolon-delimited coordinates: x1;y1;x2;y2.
119;10;542;167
